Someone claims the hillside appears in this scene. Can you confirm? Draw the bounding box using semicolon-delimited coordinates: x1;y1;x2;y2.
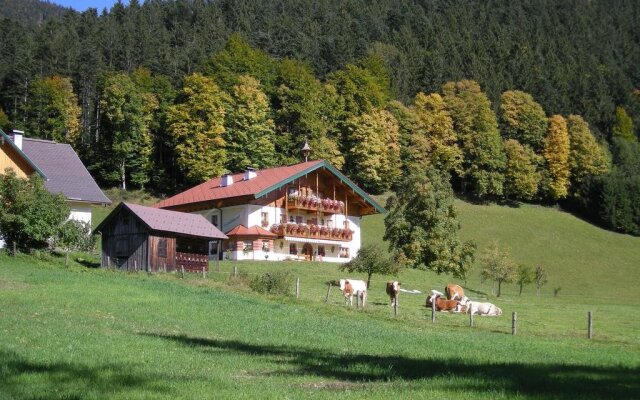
361;199;640;300
0;0;69;24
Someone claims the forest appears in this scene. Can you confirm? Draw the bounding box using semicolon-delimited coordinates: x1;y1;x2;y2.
0;0;639;234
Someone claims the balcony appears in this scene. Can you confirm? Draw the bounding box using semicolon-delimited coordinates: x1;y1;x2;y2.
270;223;353;242
287;195;344;214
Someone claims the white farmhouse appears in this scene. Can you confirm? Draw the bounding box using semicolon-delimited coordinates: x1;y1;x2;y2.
155;160;384;263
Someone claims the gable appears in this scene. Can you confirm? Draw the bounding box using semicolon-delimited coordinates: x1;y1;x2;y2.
0;130;44;179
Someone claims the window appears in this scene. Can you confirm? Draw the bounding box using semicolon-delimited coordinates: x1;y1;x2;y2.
295;216;303;224
262;240;270;252
209;241;219;255
289;243;297;255
339;247;350;258
261;212;269;227
211;214;219;227
317;245;325;257
243;241;253;251
289;215;294;223
343;220;350;229
157;238;167;258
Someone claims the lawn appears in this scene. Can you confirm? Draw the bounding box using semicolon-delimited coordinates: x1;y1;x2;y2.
1;197;637;399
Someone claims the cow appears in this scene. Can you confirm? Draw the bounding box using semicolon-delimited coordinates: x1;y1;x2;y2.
465;301;502;316
425;293;465;312
386;281;401;307
339;279;367;307
445;283;470;304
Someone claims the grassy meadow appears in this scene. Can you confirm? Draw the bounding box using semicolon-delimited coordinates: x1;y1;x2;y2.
1;198;639;399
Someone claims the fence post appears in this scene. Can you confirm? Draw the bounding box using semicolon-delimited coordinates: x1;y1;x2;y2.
202;266;206;279
134;260;137;272
324;283;332;303
431;299;436;323
233;266;238;277
296;277;300;299
181;266;184;279
512;312;517;335
588;311;593;339
12;241;17;257
469;310;474;327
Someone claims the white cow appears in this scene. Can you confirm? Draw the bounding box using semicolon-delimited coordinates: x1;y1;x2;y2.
339;279;367;307
465;301;502;316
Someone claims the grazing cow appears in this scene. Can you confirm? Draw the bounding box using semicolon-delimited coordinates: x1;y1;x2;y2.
425;294;464;312
466;301;502;316
339;279;367;307
445;283;470;305
386;281;401;307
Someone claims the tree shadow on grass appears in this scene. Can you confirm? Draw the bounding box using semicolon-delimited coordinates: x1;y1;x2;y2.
0;350;173;398
75;257;101;269
144;333;639;399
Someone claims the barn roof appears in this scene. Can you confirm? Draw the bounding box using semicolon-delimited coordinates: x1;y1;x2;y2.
95;202;228;240
21;138;111;205
155;160;385;213
226;224;277;238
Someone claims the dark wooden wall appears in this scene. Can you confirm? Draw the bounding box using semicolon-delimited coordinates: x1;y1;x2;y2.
100;209;151;271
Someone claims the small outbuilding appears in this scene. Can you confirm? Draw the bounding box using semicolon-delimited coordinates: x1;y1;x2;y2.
94;202;227;272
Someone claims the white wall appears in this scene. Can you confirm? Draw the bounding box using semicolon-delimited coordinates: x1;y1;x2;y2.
68;202;93;225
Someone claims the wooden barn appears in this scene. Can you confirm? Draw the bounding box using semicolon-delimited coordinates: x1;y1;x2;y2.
94;202;227;272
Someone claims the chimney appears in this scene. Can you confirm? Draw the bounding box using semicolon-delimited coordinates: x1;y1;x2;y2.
243;167;257;181
11;130;23;150
220;174;234;187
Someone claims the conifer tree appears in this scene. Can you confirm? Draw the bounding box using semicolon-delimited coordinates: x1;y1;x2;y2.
542;115;571;200
167;73;228;183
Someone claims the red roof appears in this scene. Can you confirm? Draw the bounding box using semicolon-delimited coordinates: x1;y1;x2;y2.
95;202;228;240
226;225;277;238
156;160;323;209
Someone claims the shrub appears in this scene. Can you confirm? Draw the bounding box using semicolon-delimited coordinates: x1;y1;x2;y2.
249;271;293;295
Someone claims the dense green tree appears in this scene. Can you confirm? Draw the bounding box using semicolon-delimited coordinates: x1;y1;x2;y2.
54;219;95;266
24;75;81;143
443;80;506;198
274;59;344;167
542;115;571;201
612;106;636;143
0;109;9;131
407;92;462;175
345;108;401;193
99;72;156;189
224;75;276;172
328;57;390;116
167;73;228;183
500;90;548;151
503;139;540;201
384;168;475;278
340;244;400;289
0;169;69;251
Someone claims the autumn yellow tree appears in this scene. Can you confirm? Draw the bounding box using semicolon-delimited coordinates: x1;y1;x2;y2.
346;108;401;193
503;139;540;200
566;115;610;193
500;90;548;151
26;75;81;143
167;73;228;183
542;115;571;200
407;92;462;174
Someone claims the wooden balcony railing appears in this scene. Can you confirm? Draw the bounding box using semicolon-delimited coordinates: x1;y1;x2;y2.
287;196;344;214
176;252;208;272
270;223;353;242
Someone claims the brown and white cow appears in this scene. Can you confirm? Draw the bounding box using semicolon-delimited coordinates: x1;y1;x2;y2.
445;283;469;305
465;301;502;316
425;293;464;312
386;281;401;307
339;279;367;307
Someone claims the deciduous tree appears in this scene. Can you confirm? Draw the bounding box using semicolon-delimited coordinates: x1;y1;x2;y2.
384;167;475;278
567;114;610;196
542;115;571;201
534;265;548;296
479;241;516;297
500;90;548;151
612;106;636;142
340;244;400;289
503;139;540;201
167;73;228;183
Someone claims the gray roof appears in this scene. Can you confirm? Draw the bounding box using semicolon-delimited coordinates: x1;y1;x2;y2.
21;138;111;205
120;203;227;240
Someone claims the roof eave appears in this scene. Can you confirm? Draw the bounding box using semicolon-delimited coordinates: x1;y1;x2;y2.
254;160;385;214
0;129;47;179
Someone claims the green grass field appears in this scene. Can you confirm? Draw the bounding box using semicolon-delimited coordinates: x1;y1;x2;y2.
1;199;638;399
